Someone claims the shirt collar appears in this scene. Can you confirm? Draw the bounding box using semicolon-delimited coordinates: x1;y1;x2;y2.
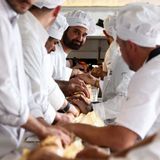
2;0;19;26
146;47;160;63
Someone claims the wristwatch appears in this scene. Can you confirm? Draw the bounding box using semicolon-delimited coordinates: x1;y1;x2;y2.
58;102;71;113
87;103;94;112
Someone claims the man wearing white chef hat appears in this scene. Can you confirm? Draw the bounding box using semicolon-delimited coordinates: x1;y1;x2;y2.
45;13;90;105
51;10;96;81
76;15;134;120
33;0;64;9
0;0;72;158
45;14;69;53
58;2;160;153
18;0;79;134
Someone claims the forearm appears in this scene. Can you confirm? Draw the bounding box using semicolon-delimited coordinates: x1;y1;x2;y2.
67;124;138;152
67;123;103;145
22;115;47;139
49;154;107;160
56;80;70;96
113;134;156;157
37;117;50;127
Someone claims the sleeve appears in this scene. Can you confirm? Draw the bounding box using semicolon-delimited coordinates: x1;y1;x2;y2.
53;65;72;81
93;96;126;120
116;69;160;139
0;18;29;126
48;77;65;111
51;52;72;81
93;69;133;120
99;80;104;91
22;37;44;116
21;36;55;124
62;67;72;81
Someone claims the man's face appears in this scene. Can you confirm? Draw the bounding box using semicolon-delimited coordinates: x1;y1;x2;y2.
7;0;36;14
103;30;113;45
45;37;59;53
62;26;88;50
117;37;136;71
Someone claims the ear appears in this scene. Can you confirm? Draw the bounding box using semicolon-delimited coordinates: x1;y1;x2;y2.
52;5;61;18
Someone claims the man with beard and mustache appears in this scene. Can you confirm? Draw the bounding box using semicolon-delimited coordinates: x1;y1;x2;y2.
45;13;91;108
50;10;95;82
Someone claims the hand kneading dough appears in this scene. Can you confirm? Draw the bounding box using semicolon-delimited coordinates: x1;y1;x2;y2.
74;111;104;127
20;136;64;160
20;111;104;160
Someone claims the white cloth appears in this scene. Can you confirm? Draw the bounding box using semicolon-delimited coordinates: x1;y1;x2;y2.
103;41;119;73
65;10;95;34
104;15;116;39
18;11;65;124
0;0;29;157
116;55;160;139
48;14;68;40
116;3;160;47
0;151;21;160
110;130;160;160
93;42;134;120
34;0;65;9
51;43;72;81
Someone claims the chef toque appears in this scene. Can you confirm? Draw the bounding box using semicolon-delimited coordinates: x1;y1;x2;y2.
65;10;95;34
48;14;68;40
34;0;65;9
104;15;117;39
116;3;160;47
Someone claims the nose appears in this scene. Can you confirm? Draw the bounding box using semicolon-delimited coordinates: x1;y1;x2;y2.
76;34;83;42
51;45;56;52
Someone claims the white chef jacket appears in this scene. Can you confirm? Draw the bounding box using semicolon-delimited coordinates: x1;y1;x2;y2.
110;130;160;160
0;151;21;160
18;12;65;124
0;0;29;157
93;42;134;120
116;54;160;139
51;43;72;81
103;41;119;73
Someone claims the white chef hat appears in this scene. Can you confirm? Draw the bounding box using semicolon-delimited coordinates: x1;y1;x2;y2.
116;3;160;47
48;14;68;40
104;15;117;39
34;0;65;9
65;10;95;34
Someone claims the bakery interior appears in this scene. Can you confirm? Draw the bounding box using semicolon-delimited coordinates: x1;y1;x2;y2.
1;0;160;160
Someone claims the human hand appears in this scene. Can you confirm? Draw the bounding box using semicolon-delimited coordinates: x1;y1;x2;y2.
68;94;92;114
44;126;74;147
67;77;90;98
73;62;89;73
55;112;74;124
71;68;84;77
28;146;65;160
67;103;80;117
76;73;97;86
91;65;107;79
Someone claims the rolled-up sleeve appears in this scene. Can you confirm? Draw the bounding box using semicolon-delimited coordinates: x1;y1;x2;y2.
116;68;160;139
93;70;133;120
63;67;72;81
